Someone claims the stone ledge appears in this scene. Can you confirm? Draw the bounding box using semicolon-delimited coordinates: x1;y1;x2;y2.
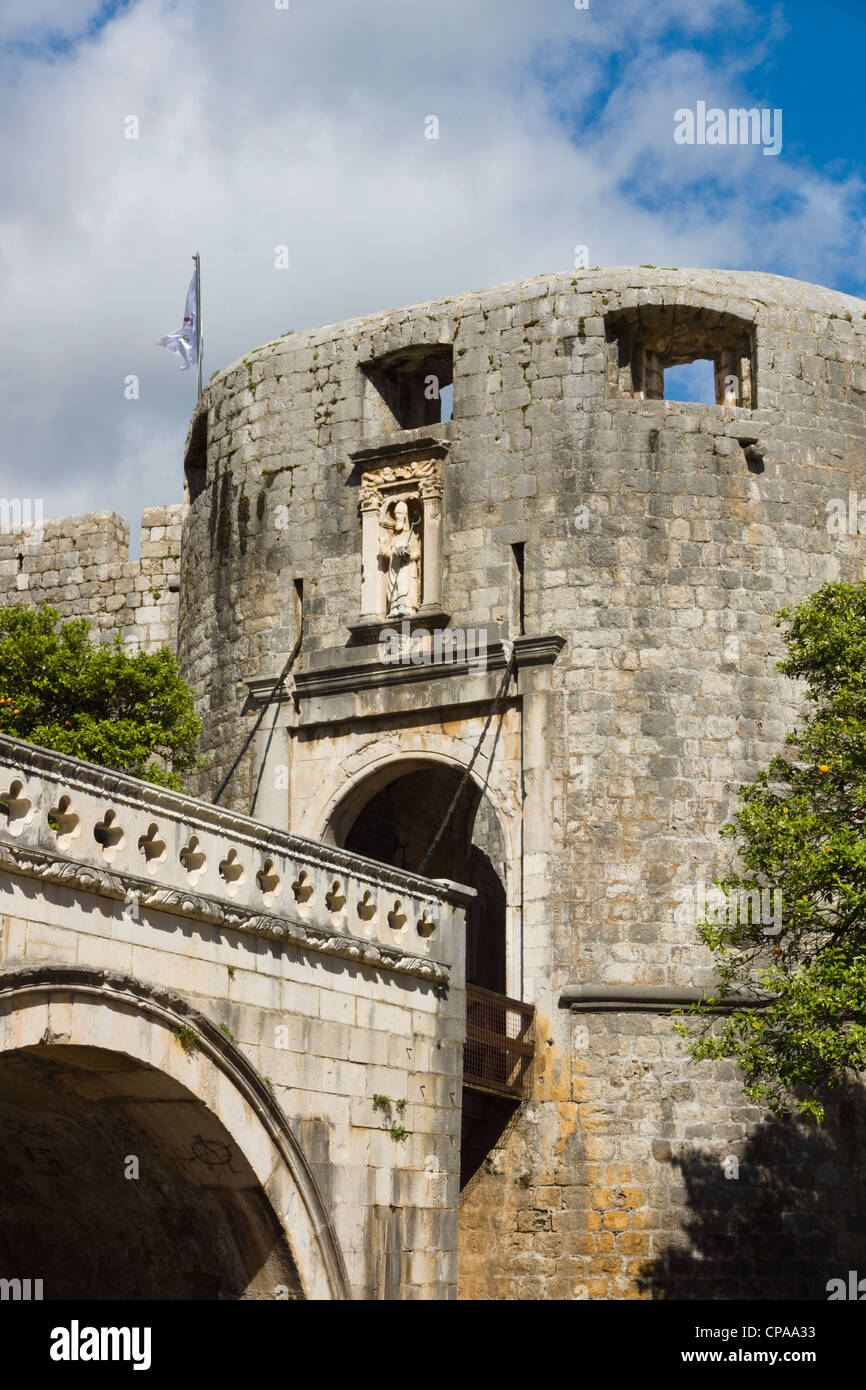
347;432;452;470
560;983;773;1012
275;633;565;703
346;607;452;646
601;397;783;425
0;839;454;985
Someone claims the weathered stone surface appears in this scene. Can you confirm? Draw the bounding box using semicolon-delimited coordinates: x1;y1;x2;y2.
5;266;866;1300
0;734;470;1300
0;507;183;652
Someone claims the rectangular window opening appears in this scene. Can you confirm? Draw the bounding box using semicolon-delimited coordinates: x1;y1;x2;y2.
293;578;304;667
511;542;525;637
605;307;755;408
363;345;454;436
184;410;208;503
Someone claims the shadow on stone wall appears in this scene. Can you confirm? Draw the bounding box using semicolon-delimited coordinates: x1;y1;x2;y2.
640;1086;866;1300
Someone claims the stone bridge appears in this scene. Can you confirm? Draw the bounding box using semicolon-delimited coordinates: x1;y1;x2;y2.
0;733;472;1300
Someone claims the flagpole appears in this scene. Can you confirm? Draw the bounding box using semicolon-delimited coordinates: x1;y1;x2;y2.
194;251;202;399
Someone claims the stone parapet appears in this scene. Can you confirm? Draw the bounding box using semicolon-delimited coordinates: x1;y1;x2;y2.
0;732;472;1300
0;733;469;985
0;505;185;652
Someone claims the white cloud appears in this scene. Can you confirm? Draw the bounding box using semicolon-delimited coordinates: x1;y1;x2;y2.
0;0;862;534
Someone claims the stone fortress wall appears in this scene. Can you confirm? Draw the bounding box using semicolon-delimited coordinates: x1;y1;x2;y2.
0;505;184;652
174;266;866;1300
5;265;866;1300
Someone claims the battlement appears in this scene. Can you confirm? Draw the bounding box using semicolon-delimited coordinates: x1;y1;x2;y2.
0;503;184;652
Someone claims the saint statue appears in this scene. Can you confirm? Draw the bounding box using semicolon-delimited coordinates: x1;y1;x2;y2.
380;499;421;617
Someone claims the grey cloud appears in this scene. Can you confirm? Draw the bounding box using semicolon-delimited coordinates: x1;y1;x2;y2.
0;0;861;536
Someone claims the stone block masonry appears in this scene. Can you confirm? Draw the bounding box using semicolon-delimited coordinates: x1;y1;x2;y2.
174;266;866;1300
0;505;184;652
4;264;866;1300
0;731;470;1299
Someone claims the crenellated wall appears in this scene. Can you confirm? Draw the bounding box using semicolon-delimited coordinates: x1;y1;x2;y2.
0;505;184;651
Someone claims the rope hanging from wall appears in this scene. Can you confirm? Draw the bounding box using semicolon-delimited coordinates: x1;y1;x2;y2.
212;629;302;809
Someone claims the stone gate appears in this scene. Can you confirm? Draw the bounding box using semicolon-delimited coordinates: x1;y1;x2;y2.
5;265;866;1299
0;732;470;1299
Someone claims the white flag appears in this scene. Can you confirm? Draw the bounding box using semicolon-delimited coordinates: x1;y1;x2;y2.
156;268;198;370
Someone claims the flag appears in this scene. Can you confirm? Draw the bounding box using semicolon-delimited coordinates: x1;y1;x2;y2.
156;267;198;370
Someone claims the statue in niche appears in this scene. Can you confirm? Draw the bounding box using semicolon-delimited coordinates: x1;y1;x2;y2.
379;498;421;617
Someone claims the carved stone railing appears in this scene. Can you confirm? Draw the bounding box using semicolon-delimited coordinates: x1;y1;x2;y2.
0;735;472;984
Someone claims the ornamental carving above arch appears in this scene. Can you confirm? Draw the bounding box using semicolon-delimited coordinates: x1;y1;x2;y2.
358;456;444;621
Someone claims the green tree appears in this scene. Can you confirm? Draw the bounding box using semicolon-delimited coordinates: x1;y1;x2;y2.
0;603;201;791
681;582;866;1122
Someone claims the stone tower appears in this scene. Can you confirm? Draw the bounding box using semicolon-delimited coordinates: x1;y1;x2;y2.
178;267;866;1299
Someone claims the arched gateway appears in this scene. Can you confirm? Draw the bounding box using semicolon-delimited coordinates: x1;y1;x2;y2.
0;733;471;1300
0;965;348;1300
319;757;534;1189
321;755;512;996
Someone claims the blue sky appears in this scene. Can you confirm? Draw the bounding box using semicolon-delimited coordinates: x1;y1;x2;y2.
2;0;135;61
761;0;865;200
0;0;863;531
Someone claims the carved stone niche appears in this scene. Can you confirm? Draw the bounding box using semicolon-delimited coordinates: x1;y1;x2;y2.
355;450;445;632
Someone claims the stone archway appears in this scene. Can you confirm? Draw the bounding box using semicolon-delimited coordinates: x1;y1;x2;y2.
324;759;510;996
321;758;527;1199
0;965;350;1300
